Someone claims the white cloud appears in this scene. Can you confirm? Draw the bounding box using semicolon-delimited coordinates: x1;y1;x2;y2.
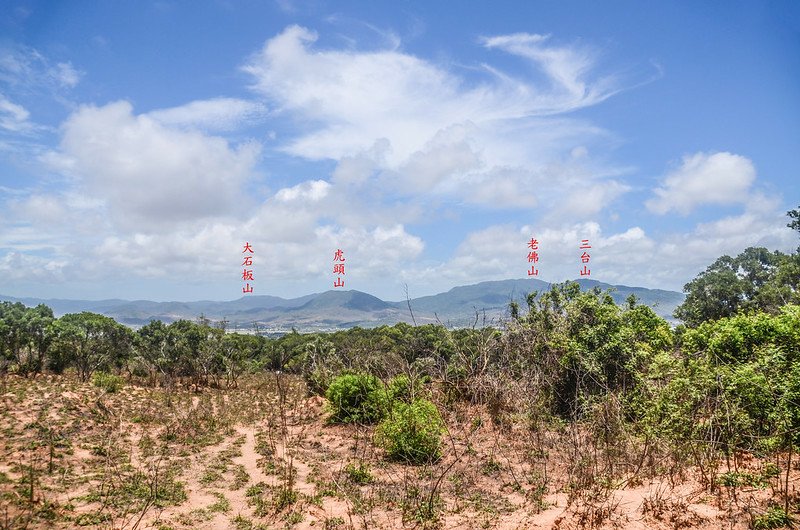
274;179;331;202
243;26;618;162
50;100;261;229
241;26;626;211
14;26;792;303
404;197;798;296
0;45;81;90
554;180;631;219
0;94;33;132
314;223;425;276
480;33;617;110
646;151;757;215
10;193;68;224
0;251;68;283
52;62;82;88
148;97;267;131
93;223;239;278
331;141;386;185
395;123;482;193
409;222;597;288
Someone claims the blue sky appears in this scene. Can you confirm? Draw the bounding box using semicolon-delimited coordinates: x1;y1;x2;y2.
1;0;798;302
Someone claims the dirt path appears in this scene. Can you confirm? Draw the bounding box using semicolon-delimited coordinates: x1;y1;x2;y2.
232;425;274;488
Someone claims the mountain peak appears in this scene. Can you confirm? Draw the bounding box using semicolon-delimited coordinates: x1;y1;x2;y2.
0;278;683;330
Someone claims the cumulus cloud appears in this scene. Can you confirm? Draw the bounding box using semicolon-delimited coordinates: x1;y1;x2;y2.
405;196;797;296
554;180;631;219
646;151;757;215
274;179;331;202
312;223;425;279
49;100;261;228
9;25;789;303
93;223;239;278
0;251;68;283
9;193;69;225
408;222;604;288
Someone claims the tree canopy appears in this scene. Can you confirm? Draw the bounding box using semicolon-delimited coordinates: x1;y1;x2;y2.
674;206;800;327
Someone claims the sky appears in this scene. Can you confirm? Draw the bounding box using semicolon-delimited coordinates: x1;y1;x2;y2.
0;1;798;302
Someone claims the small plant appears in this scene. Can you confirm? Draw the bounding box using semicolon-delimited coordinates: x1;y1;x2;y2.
324;516;346;529
376;399;444;464
246;482;266;498
91;371;124;393
208;492;231;513
326;373;387;424
273;485;298;511
753;506;793;529
286;510;303;524
401;485;442;526
481;458;503;476
761;462;781;479
344;461;373;485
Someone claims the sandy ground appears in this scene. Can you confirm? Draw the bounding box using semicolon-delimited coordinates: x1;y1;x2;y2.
0;373;797;529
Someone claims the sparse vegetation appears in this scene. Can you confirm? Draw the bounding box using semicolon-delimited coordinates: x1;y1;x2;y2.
0;209;799;528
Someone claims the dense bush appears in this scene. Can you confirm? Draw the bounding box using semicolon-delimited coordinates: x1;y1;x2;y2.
643;305;800;457
92;371;125;393
325;373;388;424
376;399;444;464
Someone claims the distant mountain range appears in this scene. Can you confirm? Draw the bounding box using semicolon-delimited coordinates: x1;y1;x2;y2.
1;279;685;331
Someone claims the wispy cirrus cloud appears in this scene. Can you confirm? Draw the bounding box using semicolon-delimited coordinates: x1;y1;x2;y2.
148;97;268;132
0;45;83;92
479;32;619;112
0;94;34;132
241;25;628;214
0;46;83;141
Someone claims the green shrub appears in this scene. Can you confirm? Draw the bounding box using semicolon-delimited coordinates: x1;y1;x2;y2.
753;506;793;529
376;399;444;464
91;371;125;393
344;461;373;485
388;374;425;403
325;373;387;424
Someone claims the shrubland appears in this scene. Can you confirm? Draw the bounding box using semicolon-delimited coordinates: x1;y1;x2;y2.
0;207;798;528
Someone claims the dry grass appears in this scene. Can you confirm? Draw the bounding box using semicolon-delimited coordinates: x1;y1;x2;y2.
0;373;797;529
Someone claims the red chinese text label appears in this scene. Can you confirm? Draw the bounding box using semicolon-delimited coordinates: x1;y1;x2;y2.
333;248;345;288
242;242;254;293
527;237;539;277
579;239;591;276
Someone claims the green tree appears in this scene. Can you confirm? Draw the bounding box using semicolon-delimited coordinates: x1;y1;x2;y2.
787;205;800;235
674;247;787;326
135;320;171;384
219;333;262;387
0;302;29;373
23;304;54;374
506;282;672;419
51;312;132;381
